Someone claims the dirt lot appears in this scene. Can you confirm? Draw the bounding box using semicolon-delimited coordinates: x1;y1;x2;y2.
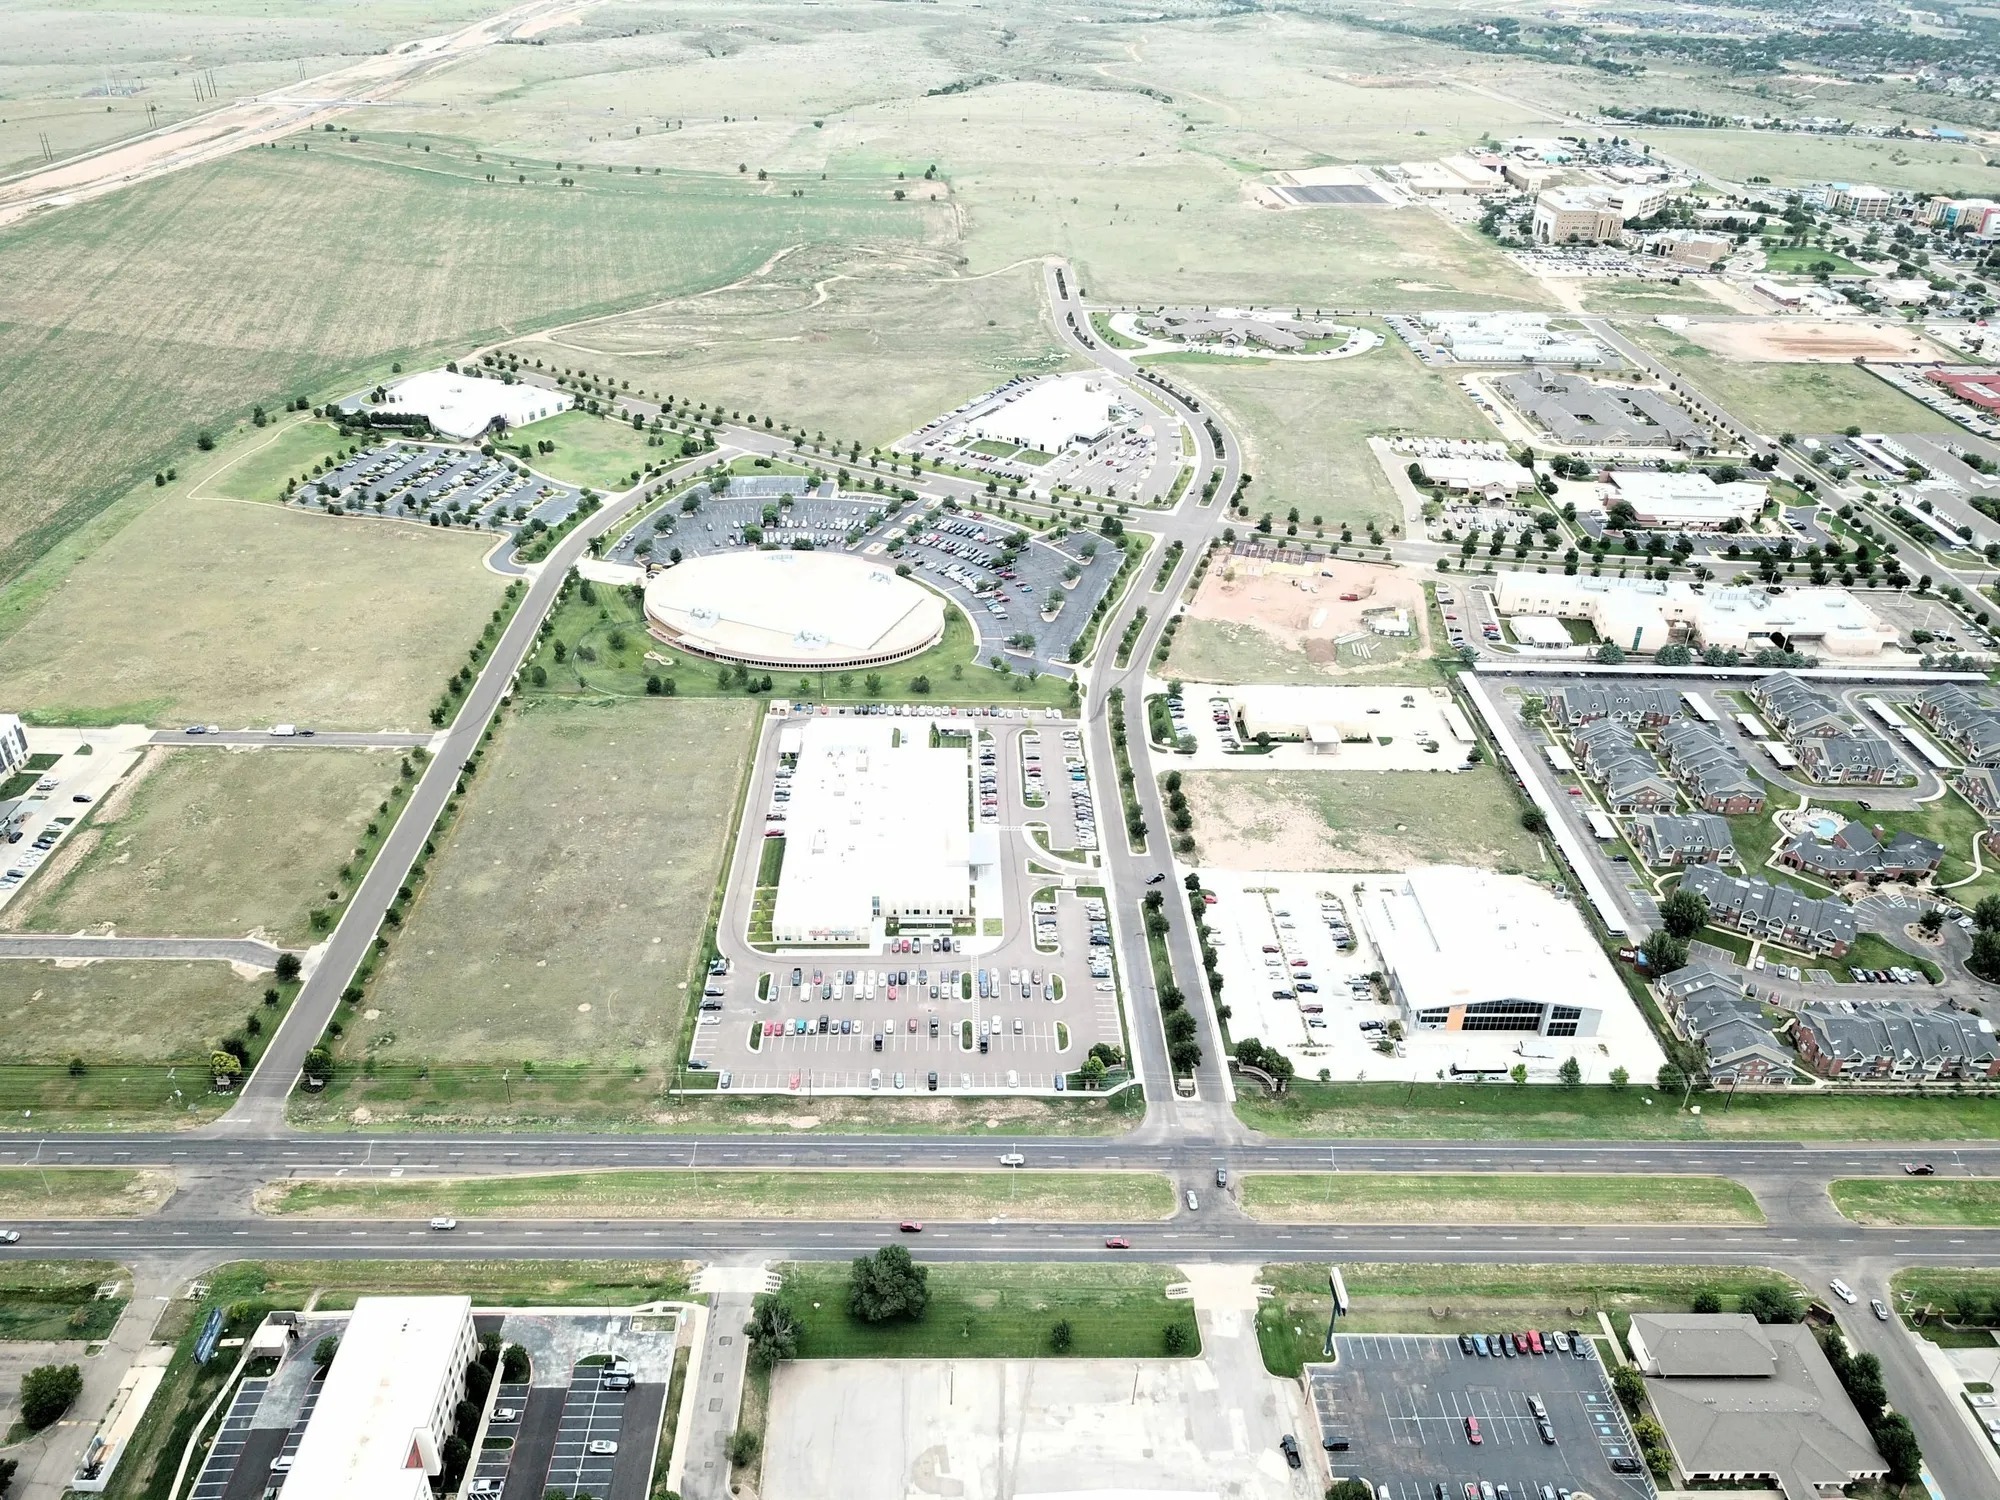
1678;319;1948;363
1180;555;1428;670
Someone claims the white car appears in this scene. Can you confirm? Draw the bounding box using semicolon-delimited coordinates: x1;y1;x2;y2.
428;1216;458;1232
1830;1278;1858;1305
586;1440;618;1456
0;1229;18;1244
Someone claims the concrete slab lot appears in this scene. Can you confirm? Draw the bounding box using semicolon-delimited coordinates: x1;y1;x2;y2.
1312;1335;1653;1500
764;1357;1316;1500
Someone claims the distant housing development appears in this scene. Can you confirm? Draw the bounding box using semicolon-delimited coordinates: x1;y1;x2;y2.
1496;369;1714;451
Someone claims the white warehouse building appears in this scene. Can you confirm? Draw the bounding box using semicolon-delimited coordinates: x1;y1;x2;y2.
1358;867;1664;1078
1492;574;1900;658
1602;470;1767;530
283;1296;478;1500
770;718;991;945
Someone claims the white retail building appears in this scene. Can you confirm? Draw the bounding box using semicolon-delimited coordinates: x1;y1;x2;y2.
1603;470;1767;529
963;374;1127;453
1493;573;1900;658
771;718;987;944
283;1296;478;1500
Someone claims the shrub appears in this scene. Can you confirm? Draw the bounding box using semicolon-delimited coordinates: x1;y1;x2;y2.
19;1364;82;1430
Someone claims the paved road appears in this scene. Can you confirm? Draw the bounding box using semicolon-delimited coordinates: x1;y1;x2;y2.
148;730;438;749
0;935;289;966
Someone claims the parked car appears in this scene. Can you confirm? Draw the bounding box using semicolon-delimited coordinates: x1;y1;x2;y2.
1465;1416;1482;1445
1278;1435;1301;1470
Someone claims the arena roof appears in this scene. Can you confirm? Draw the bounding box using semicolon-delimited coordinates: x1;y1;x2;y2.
644;551;946;670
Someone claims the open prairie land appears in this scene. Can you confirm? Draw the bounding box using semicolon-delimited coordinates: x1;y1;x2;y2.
0;494;502;727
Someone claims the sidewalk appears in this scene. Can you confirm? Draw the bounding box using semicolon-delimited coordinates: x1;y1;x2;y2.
681;1265;775;1500
19;1268;177;1500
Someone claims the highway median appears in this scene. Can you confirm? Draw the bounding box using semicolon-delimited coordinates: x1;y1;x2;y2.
1239;1171;1763;1226
0;1167;174;1218
255;1168;1177;1222
1830;1177;2000;1227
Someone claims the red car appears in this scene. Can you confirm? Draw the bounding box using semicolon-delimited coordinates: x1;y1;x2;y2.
1514;1333;1530;1355
899;1221;923;1233
1104;1236;1131;1249
1465;1416;1482;1445
1528;1330;1545;1356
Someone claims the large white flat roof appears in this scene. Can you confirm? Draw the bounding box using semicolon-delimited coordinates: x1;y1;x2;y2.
771;719;971;943
284;1296;473;1500
645;551;945;668
380;369;571;440
964;374;1127;452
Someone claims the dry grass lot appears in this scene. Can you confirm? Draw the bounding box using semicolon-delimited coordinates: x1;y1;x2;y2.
1241;1172;1762;1226
1183;765;1550;873
1629;325;1959;436
1830;1178;2000;1227
7;746;394;945
0;959;266;1065
0;495;502;727
258;1169;1174;1221
0;1168;174;1219
341;696;755;1072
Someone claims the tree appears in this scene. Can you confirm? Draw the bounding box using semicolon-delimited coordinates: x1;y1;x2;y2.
210;1050;242;1088
1520;808;1549;835
274;952;302;983
1639;929;1688;975
1658;886;1710;941
1163;1323;1189;1355
479;1328;503;1368
0;1457;17;1498
1691;1288;1722;1314
1611;1363;1647;1415
301;1046;333;1085
1558;1056;1582;1087
502;1343;531;1383
312;1335;340;1368
1049;1319;1074;1352
19;1364;82;1430
728;1428;762;1468
1609;1066;1630;1090
848;1245;930;1323
1606;499;1639;530
1920;908;1945;938
441;1435;471;1489
1653;642;1693;666
1977;893;2000;932
1327;1482;1375;1500
1739;1284;1802;1324
743;1294;801;1370
1972;928;2000;983
1874;1410;1923;1486
1594;642;1626;664
1509;1062;1528;1085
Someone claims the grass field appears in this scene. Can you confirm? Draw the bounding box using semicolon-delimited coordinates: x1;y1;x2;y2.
0;1261;129;1342
1831;1178;2000;1226
1629;325;1960;436
200;420;360;504
533;574;1076;709
1165;616;1436;686
302;696;754;1124
1760;246;1871;276
8;747;395;946
0;493;503;727
1240;1173;1761;1225
775;1261;1199;1360
505;409;655;492
1837;931;1943;985
1256;1261;1801;1375
0;136;938;585
1170;339;1488;533
1634;128;2000;196
258;1169;1174;1221
1240;1078;2000;1140
523;260;1075;452
1575;279;1727;317
1183;764;1550;874
0;1168;172;1219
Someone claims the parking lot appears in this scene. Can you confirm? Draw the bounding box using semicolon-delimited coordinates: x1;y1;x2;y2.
1311;1334;1653;1500
295;440;585;536
542;1362;632;1499
697;708;1128;1093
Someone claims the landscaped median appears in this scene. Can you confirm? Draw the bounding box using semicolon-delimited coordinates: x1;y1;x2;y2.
1239;1172;1763;1226
0;1167;174;1218
1831;1177;2000;1227
255;1169;1177;1222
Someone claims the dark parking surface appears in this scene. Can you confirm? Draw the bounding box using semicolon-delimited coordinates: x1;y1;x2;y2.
608;1382;666;1500
544;1363;632;1499
189;1376;268;1500
472;1380;531;1497
1313;1334;1654;1500
501;1386;567;1500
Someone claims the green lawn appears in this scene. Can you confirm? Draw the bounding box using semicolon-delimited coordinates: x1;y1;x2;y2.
1760;245;1870;277
1628;324;1960;436
1184;763;1550;875
1238;1079;2000;1140
0;1261;129;1343
1575;279;1726;317
1814;788;1996;904
1837;931;1943;985
1832;1178;2000;1226
259;1170;1174;1222
774;1261;1199;1359
202;419;359;503
531;571;1077;709
506;409;658;492
1255;1262;1803;1375
1240;1172;1761;1225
